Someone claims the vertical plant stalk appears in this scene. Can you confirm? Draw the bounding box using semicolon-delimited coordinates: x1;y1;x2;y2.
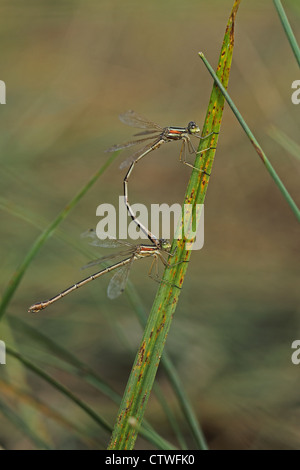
273;0;300;66
108;0;241;450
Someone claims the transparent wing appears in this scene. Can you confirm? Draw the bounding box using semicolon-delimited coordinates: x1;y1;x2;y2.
105;135;159;153
119;138;164;170
81;250;132;270
119;110;163;131
107;258;134;299
81;229;133;248
133;129;163;137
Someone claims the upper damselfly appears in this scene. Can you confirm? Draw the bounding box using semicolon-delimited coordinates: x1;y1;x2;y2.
105;110;215;246
28;230;171;313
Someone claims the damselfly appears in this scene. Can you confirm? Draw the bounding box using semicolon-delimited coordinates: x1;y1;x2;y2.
106;110;216;246
28;230;171;313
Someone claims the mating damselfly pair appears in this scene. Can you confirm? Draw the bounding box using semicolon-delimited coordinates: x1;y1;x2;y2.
29;111;216;312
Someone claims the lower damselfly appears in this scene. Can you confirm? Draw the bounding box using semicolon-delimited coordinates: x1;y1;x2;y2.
28;230;171;313
105;110;216;246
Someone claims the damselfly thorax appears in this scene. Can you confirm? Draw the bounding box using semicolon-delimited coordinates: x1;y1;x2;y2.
162;123;199;140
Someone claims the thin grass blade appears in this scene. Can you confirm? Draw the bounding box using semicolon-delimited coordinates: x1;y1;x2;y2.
268;126;300;162
273;0;300;66
198;52;300;222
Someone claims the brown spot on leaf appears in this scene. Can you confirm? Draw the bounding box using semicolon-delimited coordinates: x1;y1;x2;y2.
250;138;266;163
142;393;147;406
137;341;146;366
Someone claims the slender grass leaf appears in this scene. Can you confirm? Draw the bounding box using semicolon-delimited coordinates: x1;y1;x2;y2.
273;0;300;66
198;52;300;222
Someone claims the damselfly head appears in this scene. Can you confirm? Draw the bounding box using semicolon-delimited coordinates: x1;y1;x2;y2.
187;121;200;134
159;238;172;252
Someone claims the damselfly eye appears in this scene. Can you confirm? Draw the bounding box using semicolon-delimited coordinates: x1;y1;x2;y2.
159;238;171;251
187;121;200;134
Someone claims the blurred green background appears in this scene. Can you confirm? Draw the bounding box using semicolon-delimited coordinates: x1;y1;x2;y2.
0;0;299;450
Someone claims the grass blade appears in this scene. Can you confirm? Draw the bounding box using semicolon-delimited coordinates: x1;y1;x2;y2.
199;52;300;222
268;126;300;162
130;420;177;450
108;0;241;450
273;0;300;66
